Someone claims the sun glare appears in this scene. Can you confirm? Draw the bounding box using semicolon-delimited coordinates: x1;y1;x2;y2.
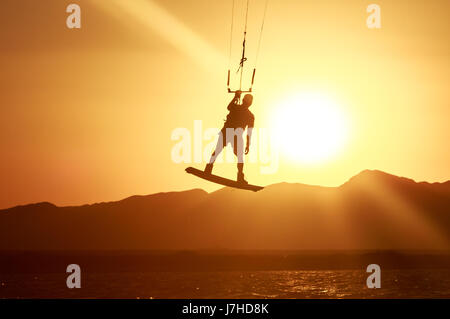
271;92;349;164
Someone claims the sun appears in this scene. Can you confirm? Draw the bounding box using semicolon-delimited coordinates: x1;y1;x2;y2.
271;92;349;164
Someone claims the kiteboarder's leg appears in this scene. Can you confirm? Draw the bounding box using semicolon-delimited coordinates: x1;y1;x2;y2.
233;134;247;184
237;163;247;183
204;129;225;174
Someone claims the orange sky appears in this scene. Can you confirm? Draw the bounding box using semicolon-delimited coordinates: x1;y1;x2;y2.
0;0;449;209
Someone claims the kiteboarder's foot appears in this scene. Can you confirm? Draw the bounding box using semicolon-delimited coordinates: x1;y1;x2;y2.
204;163;213;175
237;172;248;184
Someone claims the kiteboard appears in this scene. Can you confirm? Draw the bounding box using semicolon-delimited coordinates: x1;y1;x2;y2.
185;167;264;192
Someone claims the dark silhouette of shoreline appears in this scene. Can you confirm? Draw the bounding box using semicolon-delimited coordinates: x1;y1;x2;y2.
1;250;450;274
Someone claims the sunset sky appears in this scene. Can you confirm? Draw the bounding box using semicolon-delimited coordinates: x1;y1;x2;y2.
0;0;449;209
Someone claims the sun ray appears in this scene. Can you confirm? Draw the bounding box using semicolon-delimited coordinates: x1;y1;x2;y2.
95;0;226;70
350;176;449;249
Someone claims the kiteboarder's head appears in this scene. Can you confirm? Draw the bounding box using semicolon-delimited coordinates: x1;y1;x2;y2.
243;94;253;108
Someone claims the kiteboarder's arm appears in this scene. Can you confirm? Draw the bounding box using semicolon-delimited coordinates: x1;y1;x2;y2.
245;130;252;155
227;90;242;111
245;116;255;155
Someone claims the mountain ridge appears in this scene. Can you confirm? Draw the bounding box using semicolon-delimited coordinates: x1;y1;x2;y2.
3;169;448;211
0;169;449;251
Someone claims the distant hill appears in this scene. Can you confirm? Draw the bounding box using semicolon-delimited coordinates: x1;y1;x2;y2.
0;170;449;250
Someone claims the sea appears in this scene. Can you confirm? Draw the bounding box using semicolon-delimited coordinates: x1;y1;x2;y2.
1;269;449;298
